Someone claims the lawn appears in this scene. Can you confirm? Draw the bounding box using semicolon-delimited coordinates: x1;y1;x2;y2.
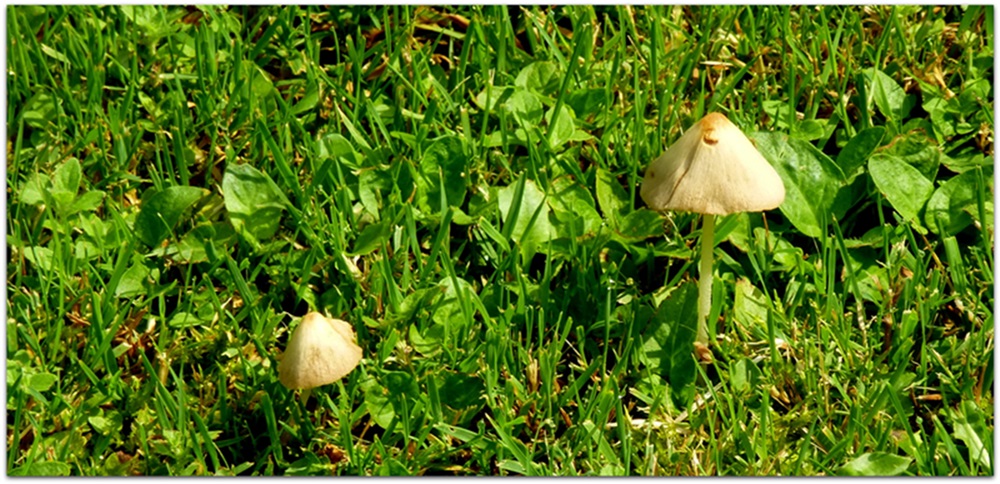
5;5;994;476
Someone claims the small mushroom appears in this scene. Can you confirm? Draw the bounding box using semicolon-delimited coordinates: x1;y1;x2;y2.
641;112;785;350
278;312;363;403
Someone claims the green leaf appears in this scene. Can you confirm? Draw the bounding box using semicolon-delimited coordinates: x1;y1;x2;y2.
949;401;992;469
836;127;886;178
595;168;629;227
222;164;285;247
52;157;82;194
473;85;513;112
643;283;699;407
753;227;800;272
17;6;47;34
19;173;47;206
867;68;908;123
69;190;106;216
418;135;468;212
358;168;389;219
614;209;663;241
385;371;421;413
752;132;844;238
100;452;136;476
9;461;72;477
957;78;991;115
505;89;544;128
514;61;561;95
547;175;602;239
566;88;606;120
48;158;84;217
291;80;319;115
167;312;204;328
390;286;437;325
437;372;485;412
40;43;69;63
761;100;793;130
152;222;234;264
724;213;752;252
409;323;445;357
251;63;275;98
432;277;475;333
923;96;957;138
868;154;934;228
733;279;770;334
88;415;113;435
22;246;53;272
21;91;58;129
546;104;576;150
135;186;207;247
942;152;992;175
375;456;411;476
28;372;58;392
793;119;826;141
114;261;152;298
665;282;699;409
121;5;170;40
926;169;994;235
839;452;912;476
286;453;329;476
361;376;395;429
350;220;392;256
641;303;674;375
74;239;101;262
497;177;554;261
831;176;868;221
882;134;942;180
730;358;758;394
317;133;361;167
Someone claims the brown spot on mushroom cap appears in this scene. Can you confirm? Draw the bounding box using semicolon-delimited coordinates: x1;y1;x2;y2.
700;113;728;145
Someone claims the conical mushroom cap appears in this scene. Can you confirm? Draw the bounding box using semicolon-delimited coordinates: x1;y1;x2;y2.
278;312;363;390
640;113;785;215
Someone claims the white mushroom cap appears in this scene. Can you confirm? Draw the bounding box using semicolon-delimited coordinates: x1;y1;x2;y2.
640;113;785;215
278;312;363;390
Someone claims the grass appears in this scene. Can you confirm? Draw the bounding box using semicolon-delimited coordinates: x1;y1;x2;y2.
5;5;994;476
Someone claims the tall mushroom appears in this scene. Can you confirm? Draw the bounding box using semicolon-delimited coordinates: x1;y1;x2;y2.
641;112;785;351
278;312;363;404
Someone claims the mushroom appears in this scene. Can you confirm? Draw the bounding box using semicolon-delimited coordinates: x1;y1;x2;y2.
278;312;363;403
641;112;785;352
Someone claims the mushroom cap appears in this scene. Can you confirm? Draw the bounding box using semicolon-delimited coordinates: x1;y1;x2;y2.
278;312;363;390
640;112;785;215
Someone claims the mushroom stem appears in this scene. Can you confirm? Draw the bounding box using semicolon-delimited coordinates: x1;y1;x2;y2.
697;214;715;345
301;388;313;406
